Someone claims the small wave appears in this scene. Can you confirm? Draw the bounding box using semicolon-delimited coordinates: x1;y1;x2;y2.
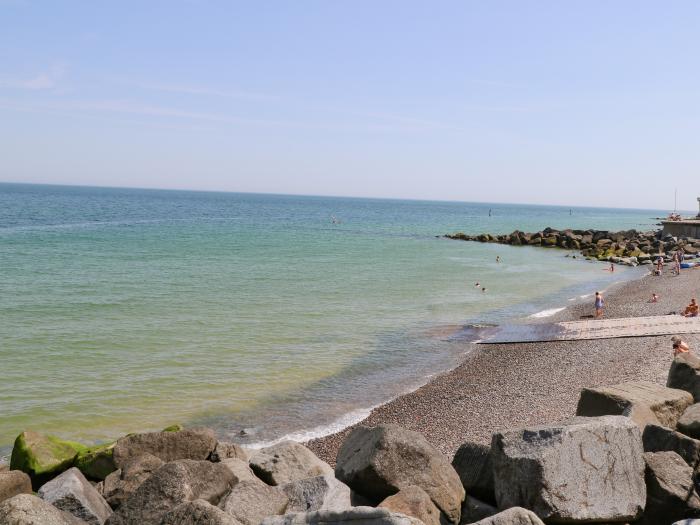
579;293;593;299
529;307;565;318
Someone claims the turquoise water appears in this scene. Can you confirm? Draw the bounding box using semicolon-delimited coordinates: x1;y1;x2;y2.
0;183;662;456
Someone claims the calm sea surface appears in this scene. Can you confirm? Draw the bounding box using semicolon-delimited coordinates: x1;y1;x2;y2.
0;183;663;457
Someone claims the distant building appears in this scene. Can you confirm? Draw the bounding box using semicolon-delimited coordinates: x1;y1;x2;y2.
661;197;700;238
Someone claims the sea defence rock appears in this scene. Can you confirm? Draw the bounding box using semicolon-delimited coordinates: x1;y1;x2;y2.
74;443;117;481
669;353;700;402
451;441;494;503
106;459;235;525
112;428;217;468
261;506;423;525
0;493;87;525
220;458;259;484
378;485;440;525
218;479;289;525
210;441;251;462
491;415;646;523
335;424;464;524
281;474;352;513
641;451;700;523
38;467;112;525
10;430;88;489
576;381;693;429
679;403;700;439
101;453;164;509
0;470;32;503
249;441;334;486
469;507;544;525
159;499;241;525
459;496;497;524
643;424;700;466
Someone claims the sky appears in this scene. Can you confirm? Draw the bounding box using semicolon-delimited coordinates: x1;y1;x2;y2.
1;1;699;210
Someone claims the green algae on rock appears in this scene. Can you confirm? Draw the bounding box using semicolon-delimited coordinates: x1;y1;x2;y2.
162;424;184;433
74;442;117;480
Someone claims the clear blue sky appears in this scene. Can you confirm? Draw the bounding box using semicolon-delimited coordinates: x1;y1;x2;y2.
1;1;698;209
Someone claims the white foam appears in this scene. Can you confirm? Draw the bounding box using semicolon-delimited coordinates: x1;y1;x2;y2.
529;307;566;318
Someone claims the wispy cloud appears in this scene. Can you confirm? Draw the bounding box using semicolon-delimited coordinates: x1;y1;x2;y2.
0;63;66;90
127;81;278;101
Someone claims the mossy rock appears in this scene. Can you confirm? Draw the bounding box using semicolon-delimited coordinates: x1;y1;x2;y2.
162;424;184;432
10;430;88;489
74;441;117;480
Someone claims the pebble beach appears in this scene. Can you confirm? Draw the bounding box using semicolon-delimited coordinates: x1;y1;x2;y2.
307;266;700;464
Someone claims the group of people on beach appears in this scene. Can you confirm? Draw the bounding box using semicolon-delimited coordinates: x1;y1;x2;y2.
654;249;686;276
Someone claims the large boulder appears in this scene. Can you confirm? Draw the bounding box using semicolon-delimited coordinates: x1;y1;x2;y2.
669;353;700;402
576;381;693;429
210;441;251;463
74;443;117;481
112;428;216;468
0;493;87;525
469;507;544;525
451;442;494;503
281;474;351;513
38;467;112;525
102;453;164;509
459;496;497;524
260;507;423;525
378;485;440;525
218;479;288;525
643;424;700;466
335;424;464;524
220;458;259;484
641;451;700;523
10;431;88;489
249;441;333;486
491;416;646;523
0;470;32;503
679;403;700;439
106;459;235;525
159;499;240;525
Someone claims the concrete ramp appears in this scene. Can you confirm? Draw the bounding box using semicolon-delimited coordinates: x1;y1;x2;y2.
478;315;700;344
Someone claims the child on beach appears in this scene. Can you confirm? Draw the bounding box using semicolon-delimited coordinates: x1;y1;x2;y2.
683;298;699;317
671;336;690;357
650;293;658;303
594;292;604;318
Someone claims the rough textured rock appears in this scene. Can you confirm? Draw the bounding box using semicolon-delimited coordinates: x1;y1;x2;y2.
469;507;544;525
218;479;288;525
576;381;693;429
641;451;700;524
249;441;333;486
38;467;112;525
281;474;352;513
106;459;235;525
210;442;250;462
10;431;88;489
451;441;494;503
102;453;164;509
680;403;700;439
669;353;700;402
260;507;423;525
459;496;496;525
491;416;646;523
335;424;464;524
159;499;241;525
0;470;32;503
378;485;440;525
643;424;700;466
112;428;217;468
672;521;700;525
220;458;259;484
0;493;87;525
74;443;117;481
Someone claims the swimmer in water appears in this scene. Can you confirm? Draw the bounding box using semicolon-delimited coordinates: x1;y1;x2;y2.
481;287;487;293
475;282;480;287
496;256;501;263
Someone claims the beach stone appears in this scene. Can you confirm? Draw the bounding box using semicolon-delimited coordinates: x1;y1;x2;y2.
459;496;497;524
491;415;646;523
468;507;544;525
106;459;235;525
641;451;700;524
576;381;693;429
158;499;241;525
335;424;464;524
112;428;216;468
669;353;700;402
281;474;352;513
221;458;259;484
0;493;88;525
0;470;32;503
679;403;700;439
38;467;112;525
210;441;250;462
672;521;700;525
10;430;88;489
378;485;440;525
261;506;423;525
643;424;700;466
451;441;494;503
249;441;333;486
218;479;288;525
74;443;116;481
102;453;164;509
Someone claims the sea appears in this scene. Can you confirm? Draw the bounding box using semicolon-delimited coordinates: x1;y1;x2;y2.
0;183;665;458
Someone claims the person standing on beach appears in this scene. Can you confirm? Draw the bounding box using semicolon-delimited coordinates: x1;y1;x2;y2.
594;292;604;318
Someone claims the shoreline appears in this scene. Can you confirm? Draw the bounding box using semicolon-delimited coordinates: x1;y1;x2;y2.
306;265;697;464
